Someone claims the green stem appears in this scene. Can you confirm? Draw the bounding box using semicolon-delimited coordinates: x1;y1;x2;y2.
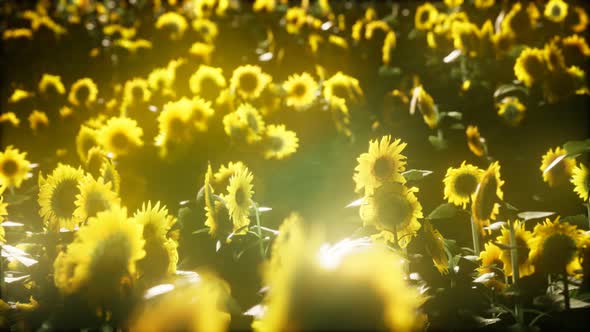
392;223;399;249
471;216;480;255
564;269;571;311
253;202;265;259
509;221;523;325
586;203;590;231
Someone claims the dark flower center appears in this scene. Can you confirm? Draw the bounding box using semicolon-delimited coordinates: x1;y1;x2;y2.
373;156;393;179
540;233;576;272
378;192;412;229
246;112;259;132
516;235;530;266
293;83;307;97
454;173;478;197
239;72;258;93
523;56;545;80
51;179;79;219
331;84;349;100
235;187;247;206
551;5;561;17
268;136;284;152
111;132;129;151
420;11;430;24
75;85;90;104
131;86;144;101
199;76;220;101
1;159;18;176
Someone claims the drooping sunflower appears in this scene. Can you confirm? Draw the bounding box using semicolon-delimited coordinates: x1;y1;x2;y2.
122;78;151;108
214;161;246;188
68;78;98;107
478;242;506;291
155;11;188;40
544;0;568;23
54;206;145;296
472;161;505;234
466;125;486;157
189;65;227;101
529;217;585;275
283;72;318;111
561;34;590;66
28;110;49;132
8;89;33;104
230;65;271;99
73;175;120;221
497;96;526;126
412;85;439;129
192;18;219;43
38;164;85;231
361;183;423;248
204;166;233;239
514;47;547;87
158;98;194;144
76;125;99;163
0;146;31;189
495;220;534;277
423;221;449;274
353;135;407;195
99;158;121;194
571;163;589;201
415;2;438;31
543;41;566;72
443;161;484;209
85;146;107;177
189;97;215;132
97;117;144;157
38;74;65;96
540;147;576;187
264;212;305;284
235;103;266;143
225;167;254;234
263;124;299;160
322;72;363;104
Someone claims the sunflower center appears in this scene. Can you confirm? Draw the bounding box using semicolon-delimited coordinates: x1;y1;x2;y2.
89;231;131;281
551;5;561;18
378;192;412;230
192;107;204;122
199;76;220;101
503;104;520;121
45;83;59;96
111;132;129;151
82;137;97;156
51;179;79;219
268;136;284;152
75;85;90;104
131;86;144;101
453;173;478;197
523;56;545;80
239;72;258;93
168;116;186;134
331;83;349;100
1;159;18;177
235;187;247;206
143;222;159;240
419;10;430;24
540;233;576;271
293;82;307;97
372;156;393;180
84;191;112;219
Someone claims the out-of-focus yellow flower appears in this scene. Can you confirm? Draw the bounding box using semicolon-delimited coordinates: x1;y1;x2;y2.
114;39;153;53
189;42;214;63
283;72;318;111
472;162;504;235
496;220;534;277
158;98;194;144
253;0;276;13
76;125;99;163
444;0;463;8
496;96;526;126
225;166;254;234
502;3;540;39
214;161;246;188
423;220;448;274
544;0;568;23
73;175;120;221
412;85;439;129
365;20;390;40
569;6;588;33
204;164;232;238
8;89;33;103
466;125;486;157
474;0;494;10
322;72;363;103
3;28;33;40
0;112;20;127
38;164;85;232
97;117;144;157
38;74;65;95
100;158;120;193
230;65;271;100
147;67;175;97
561;34;590;65
571;163;589;201
123;78;151;108
284;7;307;34
382;31;396;64
224;103;266;143
478;242;506;291
192;18;218;43
530;217;585;275
28;110;49;132
103;24;136;39
443;161;484;209
543;41;566;72
540;147;576;187
155;11;188;40
190;65;226;101
415;3;438;31
262;124;299;160
68;78;98;107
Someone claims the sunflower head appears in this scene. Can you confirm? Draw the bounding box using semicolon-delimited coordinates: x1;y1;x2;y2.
68;78;98;107
100;158;121;193
540;147;576;187
230;65;271;100
190;65;226;101
466;125;486;157
514;47;547;87
213;161;246;189
413;85;439;128
544;0;568;23
322;72;363;104
530;217;585;275
497;96;526;126
472;161;504;234
568;6;589;33
478;242;506;291
474;0;494;10
97;117;144;157
283;72;318;111
415;3;438;31
423;220;449;274
74;175;121;221
225;166;254;234
147;67;175;97
0;145;31;189
264;212;306;284
571;163;590;202
28;110;49;133
205;163;232;238
561;34;590;66
543;41;566;72
263;124;299;160
496;220;534;277
353;135;408;195
38;164;85;232
123;78;151;107
155;11;188;40
189;97;215;132
284;7;307;34
38;74;65;96
443;161;484;209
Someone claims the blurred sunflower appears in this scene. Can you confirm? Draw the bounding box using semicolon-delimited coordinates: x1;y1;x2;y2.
284;7;307;34
502;3;540;39
74;175;120;221
54;206;145;296
412;85;439;129
190;65;226;101
85;146;107;177
530;217;585;275
234;103;266;143
353;135;407;195
155;11;188;40
423;221;448;274
561;34;590;66
540;147;575;187
474;0;494;10
496;96;526;126
76;125;99;163
189;97;215;132
99;158;121;193
189;42;214;63
571;163;589;201
38;164;85;231
264;213;305;284
478;242;505;291
263;124;299;160
192;18;218;43
322;72;362;104
8;89;33;103
415;2;438;31
214;161;245;188
225;166;254;234
282;72;318;111
205;164;230;237
569;6;589;33
443;161;484;209
543;41;566;72
123;78;151;109
361;183;423;248
0;112;20;127
68;78;98;107
147;68;175;97
28;110;49;132
3;28;33;40
466;125;486;157
472;162;505;234
514;47;547;87
0;185;7;242
496;220;534;277
382;31;396;64
97;117;144;157
253;0;276;12
0;145;31;189
230;65;271;99
38;74;65;96
544;0;568;23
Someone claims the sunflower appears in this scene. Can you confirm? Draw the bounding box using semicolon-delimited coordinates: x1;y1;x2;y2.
466;125;486;157
189;42;214;63
253;0;276;13
28;110;49;132
0;185;7;242
282;72;318;111
496;220;534;277
192;18;218;43
543;42;566;72
225;167;254;234
540;147;576;187
443;161;484;209
3;28;33;40
412;85;439;129
472;161;504;234
205;164;228;237
190;65;226;101
85;146;106;177
353;135;407;195
38;164;85;231
423;221;449;274
97;117;144;157
100;158;121;193
68;78;98;107
514;47;547;87
8;89;33;103
502;3;540;39
114;39;153;53
569;7;589;33
234;103;266;143
361;183;423;248
478;242;506;291
415;3;438;31
322;72;363;104
74;175;120;221
155;11;188;40
530;217;585;275
76;125;99;163
474;0;494;9
0;146;31;189
497;96;526;126
214;161;246;188
147;68;175;97
571;163;589;201
103;24;136;39
157;98;193;144
0;112;20;127
189;97;215;132
264;213;305;284
38;74;65;96
130;273;231;332
561;34;590;66
122;78;151;108
54;206;145;296
230;65;272;99
544;0;568;23
262;124;299;160
284;7;307;34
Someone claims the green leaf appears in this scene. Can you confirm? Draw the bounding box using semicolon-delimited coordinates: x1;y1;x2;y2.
428;203;462;220
517;211;555;221
402;169;433;181
562;214;588;229
563;139;590;156
493;84;529;99
443;111;463;120
428;135;448;150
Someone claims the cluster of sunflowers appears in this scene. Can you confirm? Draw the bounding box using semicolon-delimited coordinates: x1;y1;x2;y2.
1;0;590;331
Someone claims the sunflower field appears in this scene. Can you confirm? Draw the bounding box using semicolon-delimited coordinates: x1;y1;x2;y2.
0;0;590;331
